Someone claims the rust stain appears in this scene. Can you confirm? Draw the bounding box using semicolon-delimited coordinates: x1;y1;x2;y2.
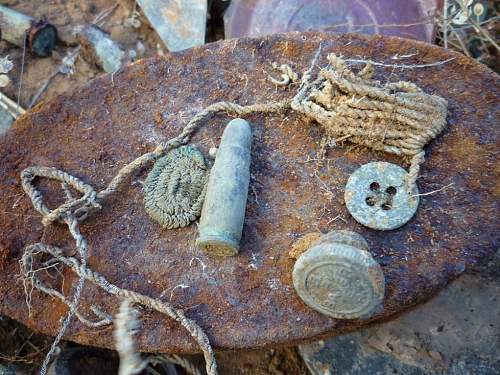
493;163;500;199
448;135;484;169
289;232;322;259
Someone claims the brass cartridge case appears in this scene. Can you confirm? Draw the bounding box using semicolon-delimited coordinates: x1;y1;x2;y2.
196;118;252;256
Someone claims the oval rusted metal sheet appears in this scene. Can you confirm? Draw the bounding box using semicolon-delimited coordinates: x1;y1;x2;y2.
0;32;498;353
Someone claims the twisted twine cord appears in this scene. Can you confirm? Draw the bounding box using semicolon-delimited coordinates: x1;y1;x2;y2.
19;49;448;375
269;62;300;86
20;167;97;375
114;299;202;375
20;166;214;373
114;299;148;375
38;217;87;375
20;98;290;375
21;243;214;375
288;52;448;191
22;270;112;328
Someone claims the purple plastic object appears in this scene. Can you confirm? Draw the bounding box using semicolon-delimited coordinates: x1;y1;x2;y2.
224;0;440;42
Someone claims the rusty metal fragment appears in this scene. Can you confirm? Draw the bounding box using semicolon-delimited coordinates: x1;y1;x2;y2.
0;32;498;353
0;5;57;57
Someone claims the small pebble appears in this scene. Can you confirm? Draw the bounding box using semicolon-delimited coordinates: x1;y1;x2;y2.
209;147;218;158
0;75;10;87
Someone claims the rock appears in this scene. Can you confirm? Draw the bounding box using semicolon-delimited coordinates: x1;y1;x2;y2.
75;24;125;73
300;274;500;374
137;0;207;52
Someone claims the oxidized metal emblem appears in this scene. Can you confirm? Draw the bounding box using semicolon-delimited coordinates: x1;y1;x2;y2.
344;162;419;230
144;145;208;229
293;230;385;319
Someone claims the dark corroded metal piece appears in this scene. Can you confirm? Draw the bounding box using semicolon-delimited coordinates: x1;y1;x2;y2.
345;162;419;230
0;5;57;57
293;230;384;319
0;32;498;353
197;118;252;256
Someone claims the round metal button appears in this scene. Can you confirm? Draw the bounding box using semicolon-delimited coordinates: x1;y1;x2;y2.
344;162;419;230
293;230;385;319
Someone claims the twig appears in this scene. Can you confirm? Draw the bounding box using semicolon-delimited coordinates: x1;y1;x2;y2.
471;21;500;52
327;214;347;224
298;156;337;164
93;4;119;26
0;346;50;364
450;29;471;57
444;0;449;48
28;72;58;109
314;172;335;200
455;16;500;30
29;47;81;109
16;32;27;107
344;57;455;69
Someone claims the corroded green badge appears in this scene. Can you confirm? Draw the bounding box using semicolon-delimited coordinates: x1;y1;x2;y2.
144;145;208;229
293;230;385;319
344;162;419;230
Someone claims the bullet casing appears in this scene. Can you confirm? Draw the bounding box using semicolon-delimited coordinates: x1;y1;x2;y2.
196;118;252;256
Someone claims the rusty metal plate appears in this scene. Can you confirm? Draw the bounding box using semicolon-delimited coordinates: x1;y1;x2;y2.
0;32;498;353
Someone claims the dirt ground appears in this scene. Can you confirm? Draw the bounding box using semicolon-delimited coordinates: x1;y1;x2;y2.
1;0;166;110
0;314;308;374
0;0;498;374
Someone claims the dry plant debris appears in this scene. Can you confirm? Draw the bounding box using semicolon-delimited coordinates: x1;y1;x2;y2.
437;0;499;72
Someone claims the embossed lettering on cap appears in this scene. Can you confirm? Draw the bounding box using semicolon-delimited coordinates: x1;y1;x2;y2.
293;230;384;319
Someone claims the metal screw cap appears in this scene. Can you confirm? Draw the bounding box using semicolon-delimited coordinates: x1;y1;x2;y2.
344;162;419;230
292;230;385;319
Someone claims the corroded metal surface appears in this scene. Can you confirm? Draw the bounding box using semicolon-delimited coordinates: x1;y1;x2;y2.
0;32;498;353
